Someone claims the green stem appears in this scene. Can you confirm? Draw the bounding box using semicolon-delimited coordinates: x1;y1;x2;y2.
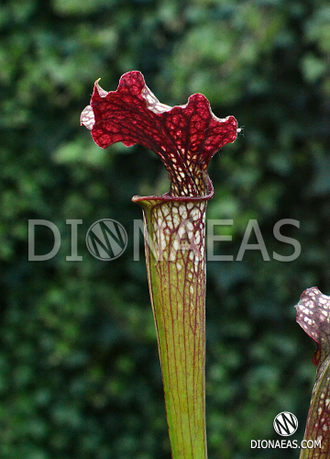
133;196;208;459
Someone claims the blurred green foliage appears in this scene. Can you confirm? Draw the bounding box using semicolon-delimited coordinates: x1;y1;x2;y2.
1;0;329;458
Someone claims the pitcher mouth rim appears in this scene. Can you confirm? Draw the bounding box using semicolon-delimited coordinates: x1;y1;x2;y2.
132;178;214;204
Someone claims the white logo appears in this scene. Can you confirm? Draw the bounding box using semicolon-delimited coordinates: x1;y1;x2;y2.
273;412;298;436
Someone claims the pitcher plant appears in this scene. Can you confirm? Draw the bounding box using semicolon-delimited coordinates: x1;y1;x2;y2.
296;286;330;458
81;71;239;458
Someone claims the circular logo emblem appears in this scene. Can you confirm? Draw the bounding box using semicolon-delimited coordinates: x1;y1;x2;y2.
273;412;298;437
86;219;128;261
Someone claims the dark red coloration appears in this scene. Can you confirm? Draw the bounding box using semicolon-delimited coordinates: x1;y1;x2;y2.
296;287;330;458
80;71;238;198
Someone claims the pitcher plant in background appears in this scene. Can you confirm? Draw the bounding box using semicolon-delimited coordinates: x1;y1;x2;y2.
296;287;330;458
81;71;239;459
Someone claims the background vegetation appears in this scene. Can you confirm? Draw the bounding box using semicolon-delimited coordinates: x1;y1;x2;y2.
1;0;329;458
